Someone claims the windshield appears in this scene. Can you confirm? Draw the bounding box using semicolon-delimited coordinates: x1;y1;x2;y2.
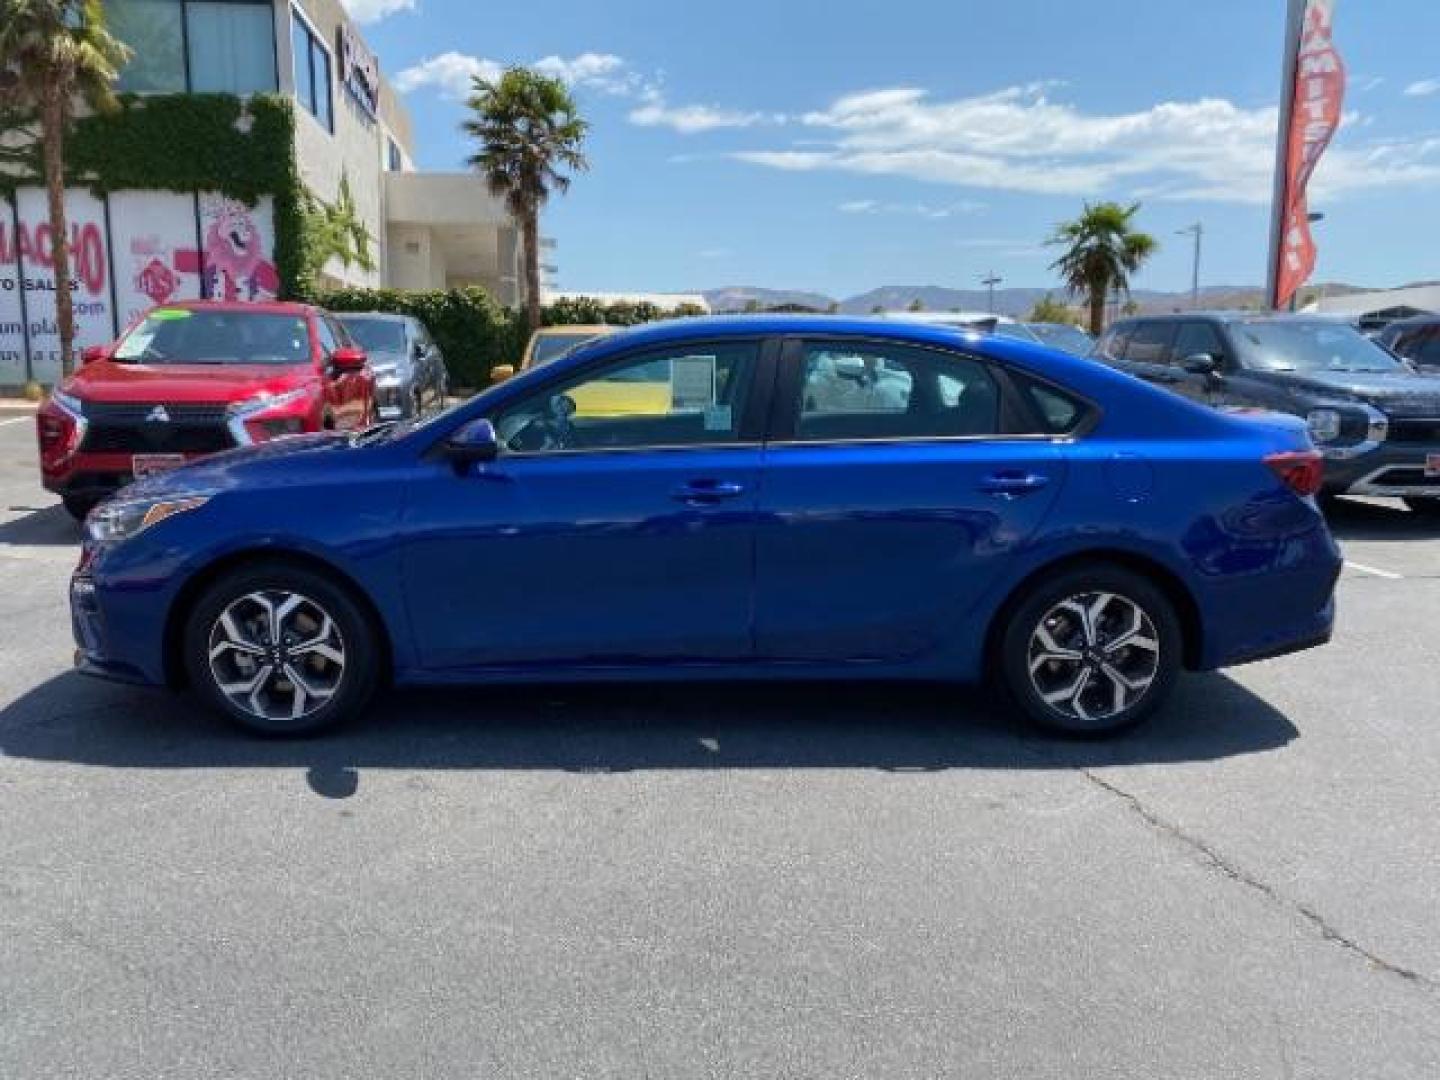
531;331;602;367
1231;320;1403;374
1028;323;1094;354
113;309;311;366
341;318;407;354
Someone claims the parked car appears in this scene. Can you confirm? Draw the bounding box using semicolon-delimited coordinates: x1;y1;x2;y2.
1094;312;1440;516
1027;322;1095;356
335;312;448;420
70;316;1339;737
38;301;375;520
1375;314;1440;373
491;325;618;383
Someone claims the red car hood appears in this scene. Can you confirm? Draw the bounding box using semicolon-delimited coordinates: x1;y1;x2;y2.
66;361;317;404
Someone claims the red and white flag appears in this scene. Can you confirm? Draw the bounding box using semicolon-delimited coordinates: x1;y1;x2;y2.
1272;0;1346;310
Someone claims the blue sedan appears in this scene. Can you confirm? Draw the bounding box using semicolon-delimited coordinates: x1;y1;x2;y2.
70;316;1341;736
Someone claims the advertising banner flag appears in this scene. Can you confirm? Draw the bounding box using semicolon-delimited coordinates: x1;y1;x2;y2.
1269;0;1346;310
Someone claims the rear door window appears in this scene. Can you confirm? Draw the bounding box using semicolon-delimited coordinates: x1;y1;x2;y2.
1396;326;1440;367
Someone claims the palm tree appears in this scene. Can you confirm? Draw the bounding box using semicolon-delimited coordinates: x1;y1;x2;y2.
1048;202;1157;335
463;68;588;331
0;0;129;379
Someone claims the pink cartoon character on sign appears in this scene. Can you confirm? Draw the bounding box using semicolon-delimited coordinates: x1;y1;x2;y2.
203;199;280;301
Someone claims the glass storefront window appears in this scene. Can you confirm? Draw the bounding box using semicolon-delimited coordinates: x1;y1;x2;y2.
186;1;278;95
109;0;186;94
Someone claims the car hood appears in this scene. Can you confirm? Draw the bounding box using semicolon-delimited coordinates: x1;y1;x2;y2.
67;360;316;404
121;431;352;500
1249;368;1440;415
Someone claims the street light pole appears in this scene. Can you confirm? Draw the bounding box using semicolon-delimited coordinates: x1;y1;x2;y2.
1177;223;1203;309
981;271;1002;314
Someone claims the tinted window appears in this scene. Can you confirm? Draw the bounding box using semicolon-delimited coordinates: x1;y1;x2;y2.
1173;322;1228;364
1096;323;1133;360
794;344;999;442
1395;325;1440;368
1123;322;1178;364
343;319;408;354
1022;380;1087;435
495;342;758;453
531;332;604;367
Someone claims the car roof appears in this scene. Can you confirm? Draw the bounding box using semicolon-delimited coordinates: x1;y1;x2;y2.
335;311;410;323
157;299;315;316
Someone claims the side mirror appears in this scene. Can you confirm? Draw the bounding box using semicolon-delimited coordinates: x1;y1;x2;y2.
331;346;368;373
1181;352;1220;377
490;364;516;384
445;418;499;466
81;344;110;365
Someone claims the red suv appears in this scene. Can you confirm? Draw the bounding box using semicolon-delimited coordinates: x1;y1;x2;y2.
38;301;375;519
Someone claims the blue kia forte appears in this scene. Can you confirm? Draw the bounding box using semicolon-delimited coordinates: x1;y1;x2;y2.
69;316;1341;736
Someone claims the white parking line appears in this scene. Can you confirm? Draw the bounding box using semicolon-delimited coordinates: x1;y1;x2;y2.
1345;560;1403;580
0;416;32;427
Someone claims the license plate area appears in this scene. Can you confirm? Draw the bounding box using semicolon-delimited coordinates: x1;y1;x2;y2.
132;453;186;479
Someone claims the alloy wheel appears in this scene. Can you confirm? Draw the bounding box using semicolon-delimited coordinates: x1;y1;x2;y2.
1026;591;1161;723
207;590;346;723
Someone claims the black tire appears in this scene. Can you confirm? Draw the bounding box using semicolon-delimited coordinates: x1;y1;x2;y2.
1404;498;1440;518
994;563;1183;736
62;493;100;522
182;560;381;736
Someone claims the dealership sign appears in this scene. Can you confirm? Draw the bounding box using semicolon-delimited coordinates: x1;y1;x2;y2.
339;23;381;118
1268;0;1346;310
0;189;278;386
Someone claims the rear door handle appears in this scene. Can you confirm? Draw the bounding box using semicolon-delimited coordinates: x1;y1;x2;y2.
978;471;1051;497
672;479;746;505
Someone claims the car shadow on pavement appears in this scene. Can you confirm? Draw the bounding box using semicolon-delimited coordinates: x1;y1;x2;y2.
0;504;79;547
1325;496;1436;543
0;669;1297;797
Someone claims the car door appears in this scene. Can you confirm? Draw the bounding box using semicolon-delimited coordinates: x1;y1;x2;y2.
399;337;774;669
414;321;445;409
752;338;1068;662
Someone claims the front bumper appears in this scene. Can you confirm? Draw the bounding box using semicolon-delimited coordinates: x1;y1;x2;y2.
70;571;167;687
1322;443;1440;499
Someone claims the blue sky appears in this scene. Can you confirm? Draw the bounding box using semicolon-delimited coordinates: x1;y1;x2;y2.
347;0;1440;299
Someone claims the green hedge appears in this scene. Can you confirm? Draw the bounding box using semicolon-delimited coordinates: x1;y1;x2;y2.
314;287;707;387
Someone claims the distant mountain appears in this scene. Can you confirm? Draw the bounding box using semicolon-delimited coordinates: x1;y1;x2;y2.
703;286;836;313
702;282;1386;318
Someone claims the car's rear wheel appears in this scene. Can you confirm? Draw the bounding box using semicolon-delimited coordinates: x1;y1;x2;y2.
62;493;100;522
1404;497;1440;519
183;561;380;735
995;564;1182;736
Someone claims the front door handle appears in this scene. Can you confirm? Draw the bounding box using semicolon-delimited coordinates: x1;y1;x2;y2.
978;471;1051;497
672;479;746;505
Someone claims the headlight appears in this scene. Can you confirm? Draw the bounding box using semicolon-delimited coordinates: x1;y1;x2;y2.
1306;408;1342;443
228;388;310;419
85;495;210;546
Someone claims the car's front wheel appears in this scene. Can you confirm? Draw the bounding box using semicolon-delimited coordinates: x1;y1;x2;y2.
1404;497;1440;519
996;564;1182;735
183;561;380;735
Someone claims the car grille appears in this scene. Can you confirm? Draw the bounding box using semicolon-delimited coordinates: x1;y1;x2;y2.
79;402;235;455
1387;418;1440;444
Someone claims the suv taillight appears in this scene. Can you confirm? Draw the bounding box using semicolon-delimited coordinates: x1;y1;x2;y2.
1265;449;1324;497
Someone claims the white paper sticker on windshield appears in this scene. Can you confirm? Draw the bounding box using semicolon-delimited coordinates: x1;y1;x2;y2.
671;355;717;410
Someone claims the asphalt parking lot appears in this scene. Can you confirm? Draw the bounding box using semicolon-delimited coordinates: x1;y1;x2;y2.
1;412;1437;1078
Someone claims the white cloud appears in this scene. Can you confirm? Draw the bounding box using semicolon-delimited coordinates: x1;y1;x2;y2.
395;51;644;101
732;84;1440;204
629;102;771;134
340;0;416;23
697;247;733;259
1404;78;1440;97
393;52;500;98
838;198;984;218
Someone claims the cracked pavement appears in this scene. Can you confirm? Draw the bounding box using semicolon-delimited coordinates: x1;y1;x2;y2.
1;416;1437;1077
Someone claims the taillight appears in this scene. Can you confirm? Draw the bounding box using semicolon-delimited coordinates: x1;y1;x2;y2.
1265;449;1324;497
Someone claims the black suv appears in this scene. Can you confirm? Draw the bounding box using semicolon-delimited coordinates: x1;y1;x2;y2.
1094;313;1440;515
1376;315;1440;373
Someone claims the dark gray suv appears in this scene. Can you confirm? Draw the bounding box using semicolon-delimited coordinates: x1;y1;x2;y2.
337;313;449;421
1094;312;1440;516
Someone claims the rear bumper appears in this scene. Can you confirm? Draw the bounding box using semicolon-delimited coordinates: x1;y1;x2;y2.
1323;443;1440;498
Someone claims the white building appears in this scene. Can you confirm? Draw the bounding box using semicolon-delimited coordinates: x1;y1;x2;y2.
0;0;523;386
1313;283;1440;331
